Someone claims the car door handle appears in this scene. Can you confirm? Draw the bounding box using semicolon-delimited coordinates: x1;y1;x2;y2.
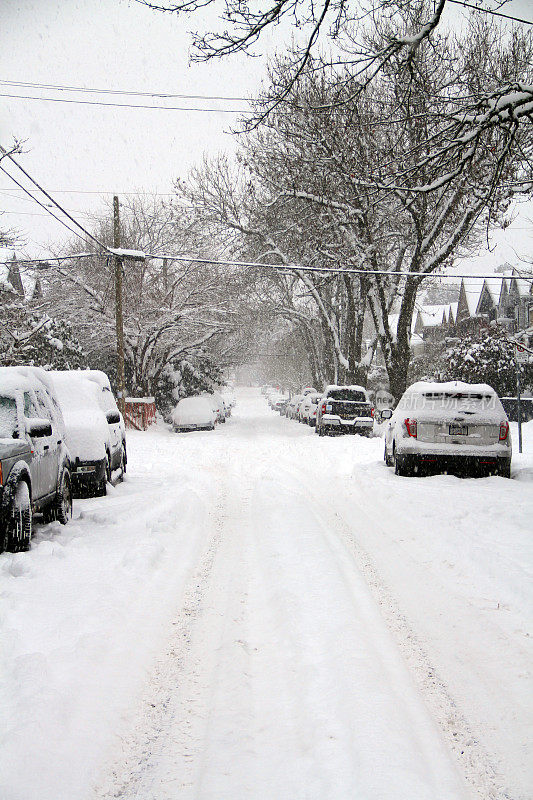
43;445;49;451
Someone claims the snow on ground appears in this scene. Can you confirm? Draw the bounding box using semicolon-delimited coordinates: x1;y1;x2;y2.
0;389;531;800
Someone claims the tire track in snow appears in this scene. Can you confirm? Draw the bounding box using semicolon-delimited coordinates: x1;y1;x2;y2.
271;460;515;800
94;461;254;800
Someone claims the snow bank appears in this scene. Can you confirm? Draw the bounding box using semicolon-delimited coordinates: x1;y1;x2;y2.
0;428;213;800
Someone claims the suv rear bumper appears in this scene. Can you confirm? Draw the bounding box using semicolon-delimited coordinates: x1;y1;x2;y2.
397;453;511;476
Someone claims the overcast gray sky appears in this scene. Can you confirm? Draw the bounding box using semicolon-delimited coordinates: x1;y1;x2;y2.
1;0;532;267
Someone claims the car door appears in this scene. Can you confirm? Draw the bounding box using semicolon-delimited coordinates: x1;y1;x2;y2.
33;390;60;497
100;387;121;466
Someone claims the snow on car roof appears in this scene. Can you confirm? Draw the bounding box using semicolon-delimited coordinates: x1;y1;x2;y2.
324;384;367;393
406;380;497;396
0;365;56;398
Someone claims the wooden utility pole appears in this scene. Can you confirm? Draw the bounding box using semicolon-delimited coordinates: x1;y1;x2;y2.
114;195;126;418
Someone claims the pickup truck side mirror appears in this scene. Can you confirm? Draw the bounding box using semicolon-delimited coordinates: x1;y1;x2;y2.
381;409;393;420
106;411;121;424
27;418;53;438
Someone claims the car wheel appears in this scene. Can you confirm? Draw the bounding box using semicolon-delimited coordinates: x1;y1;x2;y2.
54;471;73;525
498;463;511;479
118;446;127;481
384;443;394;467
121;442;127;473
4;481;32;552
394;451;411;477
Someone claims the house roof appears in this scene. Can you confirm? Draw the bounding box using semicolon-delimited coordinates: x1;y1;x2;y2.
417;304;447;328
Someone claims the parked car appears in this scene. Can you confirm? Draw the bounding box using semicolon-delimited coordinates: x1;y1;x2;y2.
221;391;236;416
48;371;124;497
0;366;72;552
202;391;227;423
315;385;374;435
274;397;289;414
172;396;216;432
287;394;305;420
382;381;512;477
299;392;322;425
77;370;127;476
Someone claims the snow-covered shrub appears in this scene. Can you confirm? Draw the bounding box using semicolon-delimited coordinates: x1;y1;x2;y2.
436;330;532;397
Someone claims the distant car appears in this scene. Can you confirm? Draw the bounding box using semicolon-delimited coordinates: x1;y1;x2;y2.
315;385;373;436
48;371;123;497
287;394;305;420
221;391;236;416
0;366;72;552
382;381;512;477
172;396;216;432
274;397;289;414
300;392;322;425
301;387;318;396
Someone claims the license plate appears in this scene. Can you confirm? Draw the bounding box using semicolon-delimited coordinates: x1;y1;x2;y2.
326;404;332;411
449;424;468;436
76;466;96;473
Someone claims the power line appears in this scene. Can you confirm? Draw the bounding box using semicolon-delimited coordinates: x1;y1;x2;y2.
0;79;251;102
140;252;533;282
0;165;95;246
0;92;248;113
0;187;176;196
447;0;532;25
2;151;110;251
3;250;531;283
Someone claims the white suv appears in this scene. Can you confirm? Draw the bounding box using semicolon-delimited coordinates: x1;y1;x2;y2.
382;381;512;477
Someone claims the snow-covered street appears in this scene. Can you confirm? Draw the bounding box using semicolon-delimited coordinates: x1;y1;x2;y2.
1;388;532;800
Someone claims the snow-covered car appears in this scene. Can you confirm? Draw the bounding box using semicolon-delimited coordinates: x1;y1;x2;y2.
202;391;226;423
287;394;305;420
382;381;512;477
77;370;127;476
0;366;72;552
48;371;124;497
172;396;216;432
301;386;318;396
299;392;322;425
221;391;236;417
315;385;374;435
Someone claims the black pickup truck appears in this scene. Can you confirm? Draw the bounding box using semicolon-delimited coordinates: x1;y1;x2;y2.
315;385;374;436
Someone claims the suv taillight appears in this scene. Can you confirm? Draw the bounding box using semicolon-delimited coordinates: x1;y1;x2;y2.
499;421;509;441
321;403;327;414
404;418;417;438
370;407;375;417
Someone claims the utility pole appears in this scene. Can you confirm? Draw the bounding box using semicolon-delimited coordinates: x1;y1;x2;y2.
114;195;126;419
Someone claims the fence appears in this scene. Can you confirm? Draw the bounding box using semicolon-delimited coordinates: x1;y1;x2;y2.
124;397;157;430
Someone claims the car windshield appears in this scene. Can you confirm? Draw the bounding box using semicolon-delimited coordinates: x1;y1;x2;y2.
328;389;366;402
0;396;18;439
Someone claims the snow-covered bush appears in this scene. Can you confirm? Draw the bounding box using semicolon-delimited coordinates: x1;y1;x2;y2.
436;330;532;397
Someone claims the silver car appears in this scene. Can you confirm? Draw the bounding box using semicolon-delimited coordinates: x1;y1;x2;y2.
383;381;512;477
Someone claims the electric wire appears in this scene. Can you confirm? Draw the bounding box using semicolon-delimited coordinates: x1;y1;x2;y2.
0;79;252;102
3;153;110;252
0;165;98;246
446;0;532;25
4;249;532;283
0;93;249;113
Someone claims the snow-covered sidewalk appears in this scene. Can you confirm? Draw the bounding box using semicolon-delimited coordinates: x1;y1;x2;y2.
1;389;531;800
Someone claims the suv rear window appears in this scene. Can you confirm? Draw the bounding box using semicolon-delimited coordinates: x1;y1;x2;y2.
328;389;367;402
0;396;18;439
